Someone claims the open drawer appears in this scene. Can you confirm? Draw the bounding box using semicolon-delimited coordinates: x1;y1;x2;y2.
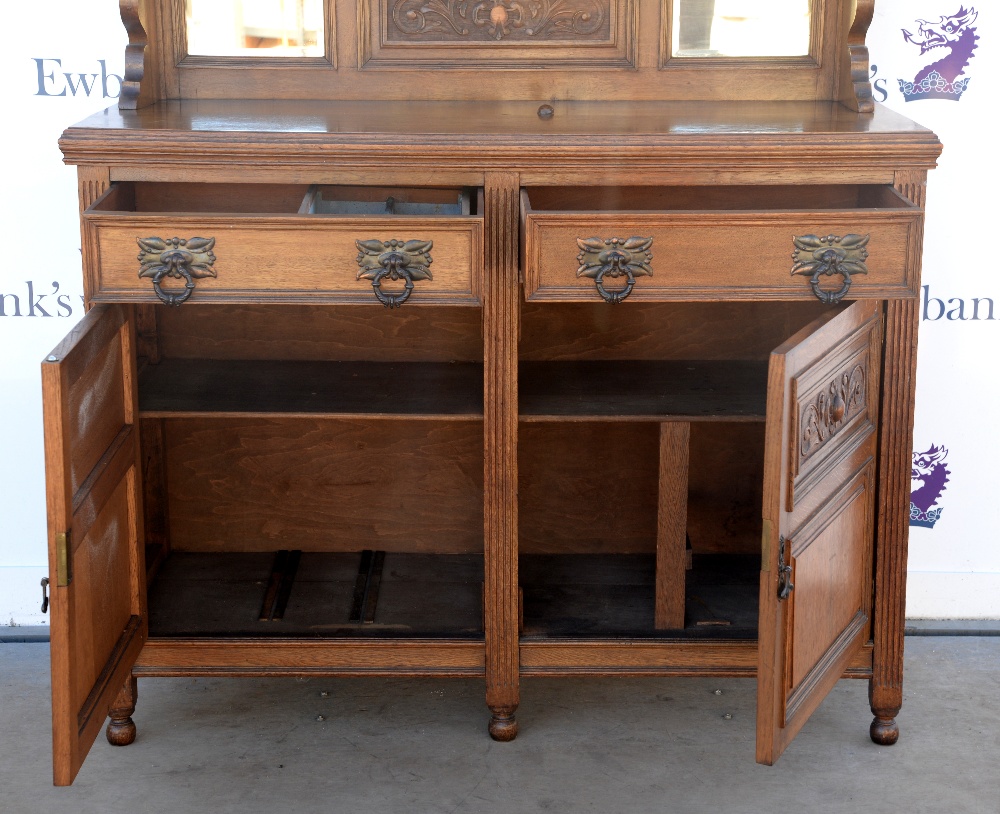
521;185;923;303
83;183;483;306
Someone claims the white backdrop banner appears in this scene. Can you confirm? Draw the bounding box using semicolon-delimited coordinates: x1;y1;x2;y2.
0;4;125;625
0;2;996;624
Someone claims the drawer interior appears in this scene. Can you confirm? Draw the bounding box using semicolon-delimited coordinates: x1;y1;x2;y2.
90;182;480;216
302;185;476;216
523;184;916;213
92;182;312;213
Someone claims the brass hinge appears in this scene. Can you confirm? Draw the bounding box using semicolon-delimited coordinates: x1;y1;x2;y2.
56;531;72;587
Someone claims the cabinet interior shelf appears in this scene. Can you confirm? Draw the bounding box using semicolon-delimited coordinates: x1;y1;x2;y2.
520;361;768;422
138;359;485;420
139;359;768;421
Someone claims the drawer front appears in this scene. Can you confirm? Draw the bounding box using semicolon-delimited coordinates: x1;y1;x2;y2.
523;205;922;303
84;195;482;307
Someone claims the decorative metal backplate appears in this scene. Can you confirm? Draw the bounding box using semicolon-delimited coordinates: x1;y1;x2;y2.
137;236;217;306
576;236;653;304
800;364;866;460
389;0;609;42
356;239;433;308
791;233;870;304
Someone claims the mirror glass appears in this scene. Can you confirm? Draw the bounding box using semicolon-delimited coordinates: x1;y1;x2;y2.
672;0;812;58
186;0;324;57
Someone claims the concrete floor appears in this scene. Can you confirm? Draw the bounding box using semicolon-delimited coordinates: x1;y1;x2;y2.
1;638;998;814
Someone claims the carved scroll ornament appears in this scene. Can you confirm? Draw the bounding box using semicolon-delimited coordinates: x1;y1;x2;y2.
800;364;866;459
356;238;433;308
577;236;653;304
791;233;870;304
137;237;217;306
390;0;606;42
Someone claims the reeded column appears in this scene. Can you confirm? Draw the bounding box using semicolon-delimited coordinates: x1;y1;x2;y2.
482;171;521;740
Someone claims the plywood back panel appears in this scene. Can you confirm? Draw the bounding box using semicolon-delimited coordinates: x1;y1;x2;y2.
164;417;484;553
155;304;484;362
518;421;764;555
520;302;829;362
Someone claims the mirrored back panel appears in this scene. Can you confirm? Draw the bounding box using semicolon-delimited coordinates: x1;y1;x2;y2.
186;0;325;57
152;0;858;104
672;0;812;58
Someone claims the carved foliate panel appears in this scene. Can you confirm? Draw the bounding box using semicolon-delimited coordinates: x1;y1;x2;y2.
800;364;866;460
362;0;634;68
788;319;880;512
387;0;612;43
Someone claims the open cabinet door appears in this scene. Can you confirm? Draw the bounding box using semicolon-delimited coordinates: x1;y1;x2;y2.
42;304;147;785
756;300;881;765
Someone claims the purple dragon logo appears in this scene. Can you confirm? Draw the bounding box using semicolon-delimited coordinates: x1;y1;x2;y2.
910;444;951;528
898;6;979;101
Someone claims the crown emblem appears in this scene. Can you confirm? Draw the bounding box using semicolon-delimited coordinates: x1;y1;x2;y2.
898;70;971;102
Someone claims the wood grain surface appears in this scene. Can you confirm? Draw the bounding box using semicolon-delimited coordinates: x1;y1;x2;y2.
756;300;880;764
43;305;147;785
162;417;484;554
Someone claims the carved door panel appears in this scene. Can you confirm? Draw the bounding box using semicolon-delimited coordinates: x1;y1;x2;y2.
42;304;147;785
756;299;881;765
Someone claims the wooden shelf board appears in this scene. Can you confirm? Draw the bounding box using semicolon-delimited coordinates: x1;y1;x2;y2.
139;358;767;422
138;359;484;419
519;361;768;422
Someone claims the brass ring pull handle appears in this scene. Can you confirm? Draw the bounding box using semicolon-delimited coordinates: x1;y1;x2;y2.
152;266;195;306
371;260;414;309
594;263;636;304
137;237;217;307
791;233;870;305
577;237;653;304
356;239;433;308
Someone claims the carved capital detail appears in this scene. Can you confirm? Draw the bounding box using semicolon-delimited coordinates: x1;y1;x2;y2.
137;237;217;306
800;364;866;459
389;0;607;42
576;236;652;304
791;233;870;304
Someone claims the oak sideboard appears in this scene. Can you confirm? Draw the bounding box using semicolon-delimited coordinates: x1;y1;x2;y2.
42;0;941;784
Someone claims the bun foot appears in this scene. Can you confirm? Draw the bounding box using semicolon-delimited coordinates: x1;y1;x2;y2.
870;716;899;745
106;675;138;746
106;715;137;746
488;713;518;742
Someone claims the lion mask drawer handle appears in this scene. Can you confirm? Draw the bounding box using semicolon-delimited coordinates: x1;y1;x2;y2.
792;233;870;304
137;236;217;306
356;239;434;308
577;236;653;304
